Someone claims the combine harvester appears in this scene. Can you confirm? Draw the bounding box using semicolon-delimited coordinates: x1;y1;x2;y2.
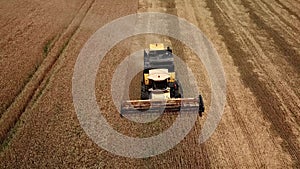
121;43;204;117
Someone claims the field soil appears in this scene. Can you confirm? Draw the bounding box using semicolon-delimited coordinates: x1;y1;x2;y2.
0;0;299;168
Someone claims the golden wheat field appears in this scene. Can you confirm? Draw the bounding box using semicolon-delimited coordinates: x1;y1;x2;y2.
0;0;299;168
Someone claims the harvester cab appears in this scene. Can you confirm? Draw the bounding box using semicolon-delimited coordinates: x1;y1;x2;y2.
121;43;204;117
147;69;171;100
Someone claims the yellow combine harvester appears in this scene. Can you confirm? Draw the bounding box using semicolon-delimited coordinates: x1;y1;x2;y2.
121;43;204;116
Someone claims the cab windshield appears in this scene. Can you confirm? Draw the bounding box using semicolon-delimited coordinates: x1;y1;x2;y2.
152;80;168;90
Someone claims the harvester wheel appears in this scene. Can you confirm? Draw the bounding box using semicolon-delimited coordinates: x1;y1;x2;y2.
175;90;181;98
141;91;149;100
198;95;205;115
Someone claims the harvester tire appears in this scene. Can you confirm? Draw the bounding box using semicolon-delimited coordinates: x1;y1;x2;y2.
198;95;205;114
141;91;149;100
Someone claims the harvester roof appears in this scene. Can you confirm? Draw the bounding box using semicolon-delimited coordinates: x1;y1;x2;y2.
148;69;170;81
